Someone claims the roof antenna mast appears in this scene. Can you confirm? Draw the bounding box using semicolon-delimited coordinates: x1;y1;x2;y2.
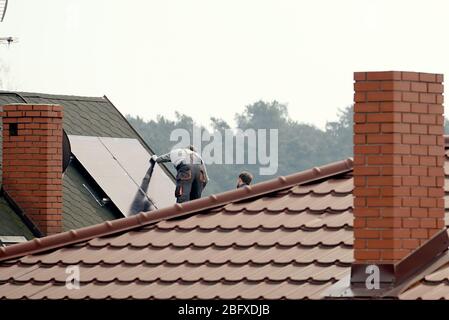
0;0;18;46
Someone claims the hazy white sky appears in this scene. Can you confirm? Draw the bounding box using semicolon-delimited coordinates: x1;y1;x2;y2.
0;0;448;129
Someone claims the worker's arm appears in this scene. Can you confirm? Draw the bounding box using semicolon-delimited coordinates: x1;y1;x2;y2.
151;153;171;163
201;160;209;185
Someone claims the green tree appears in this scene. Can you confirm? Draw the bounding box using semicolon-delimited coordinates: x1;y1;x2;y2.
324;105;353;161
129;102;449;195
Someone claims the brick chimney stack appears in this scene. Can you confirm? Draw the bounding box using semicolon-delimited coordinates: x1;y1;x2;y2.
1;104;63;235
351;71;449;289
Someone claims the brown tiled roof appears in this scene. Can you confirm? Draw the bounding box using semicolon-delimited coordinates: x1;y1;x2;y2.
0;151;447;299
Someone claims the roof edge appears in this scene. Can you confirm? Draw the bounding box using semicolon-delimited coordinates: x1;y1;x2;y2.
0;157;353;262
0;90;108;103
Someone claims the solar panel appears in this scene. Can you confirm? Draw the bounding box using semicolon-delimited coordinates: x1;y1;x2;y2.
0;236;27;247
98;136;175;210
68;135;175;216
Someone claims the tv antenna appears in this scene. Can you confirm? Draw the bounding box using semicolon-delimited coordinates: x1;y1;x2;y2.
0;0;8;22
0;36;17;45
0;0;17;45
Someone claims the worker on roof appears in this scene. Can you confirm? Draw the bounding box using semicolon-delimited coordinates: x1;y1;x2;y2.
237;171;253;188
151;145;209;203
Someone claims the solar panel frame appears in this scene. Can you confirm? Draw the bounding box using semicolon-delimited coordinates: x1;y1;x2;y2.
68;135;175;217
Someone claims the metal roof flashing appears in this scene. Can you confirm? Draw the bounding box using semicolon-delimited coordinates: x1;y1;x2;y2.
1;189;43;238
325;229;449;299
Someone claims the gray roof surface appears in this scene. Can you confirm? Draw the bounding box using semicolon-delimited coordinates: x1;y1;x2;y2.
0;197;33;240
62;164;120;231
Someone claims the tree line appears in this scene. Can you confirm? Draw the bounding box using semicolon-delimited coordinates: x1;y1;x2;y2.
127;101;449;195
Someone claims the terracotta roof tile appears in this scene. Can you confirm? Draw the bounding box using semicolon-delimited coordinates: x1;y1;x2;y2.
0;280;340;300
291;177;354;195
399;282;449;300
424;264;449;282
5;262;348;284
223;192;352;212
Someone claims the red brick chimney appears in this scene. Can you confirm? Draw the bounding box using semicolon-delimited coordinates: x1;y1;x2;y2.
352;71;449;289
1;104;63;236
